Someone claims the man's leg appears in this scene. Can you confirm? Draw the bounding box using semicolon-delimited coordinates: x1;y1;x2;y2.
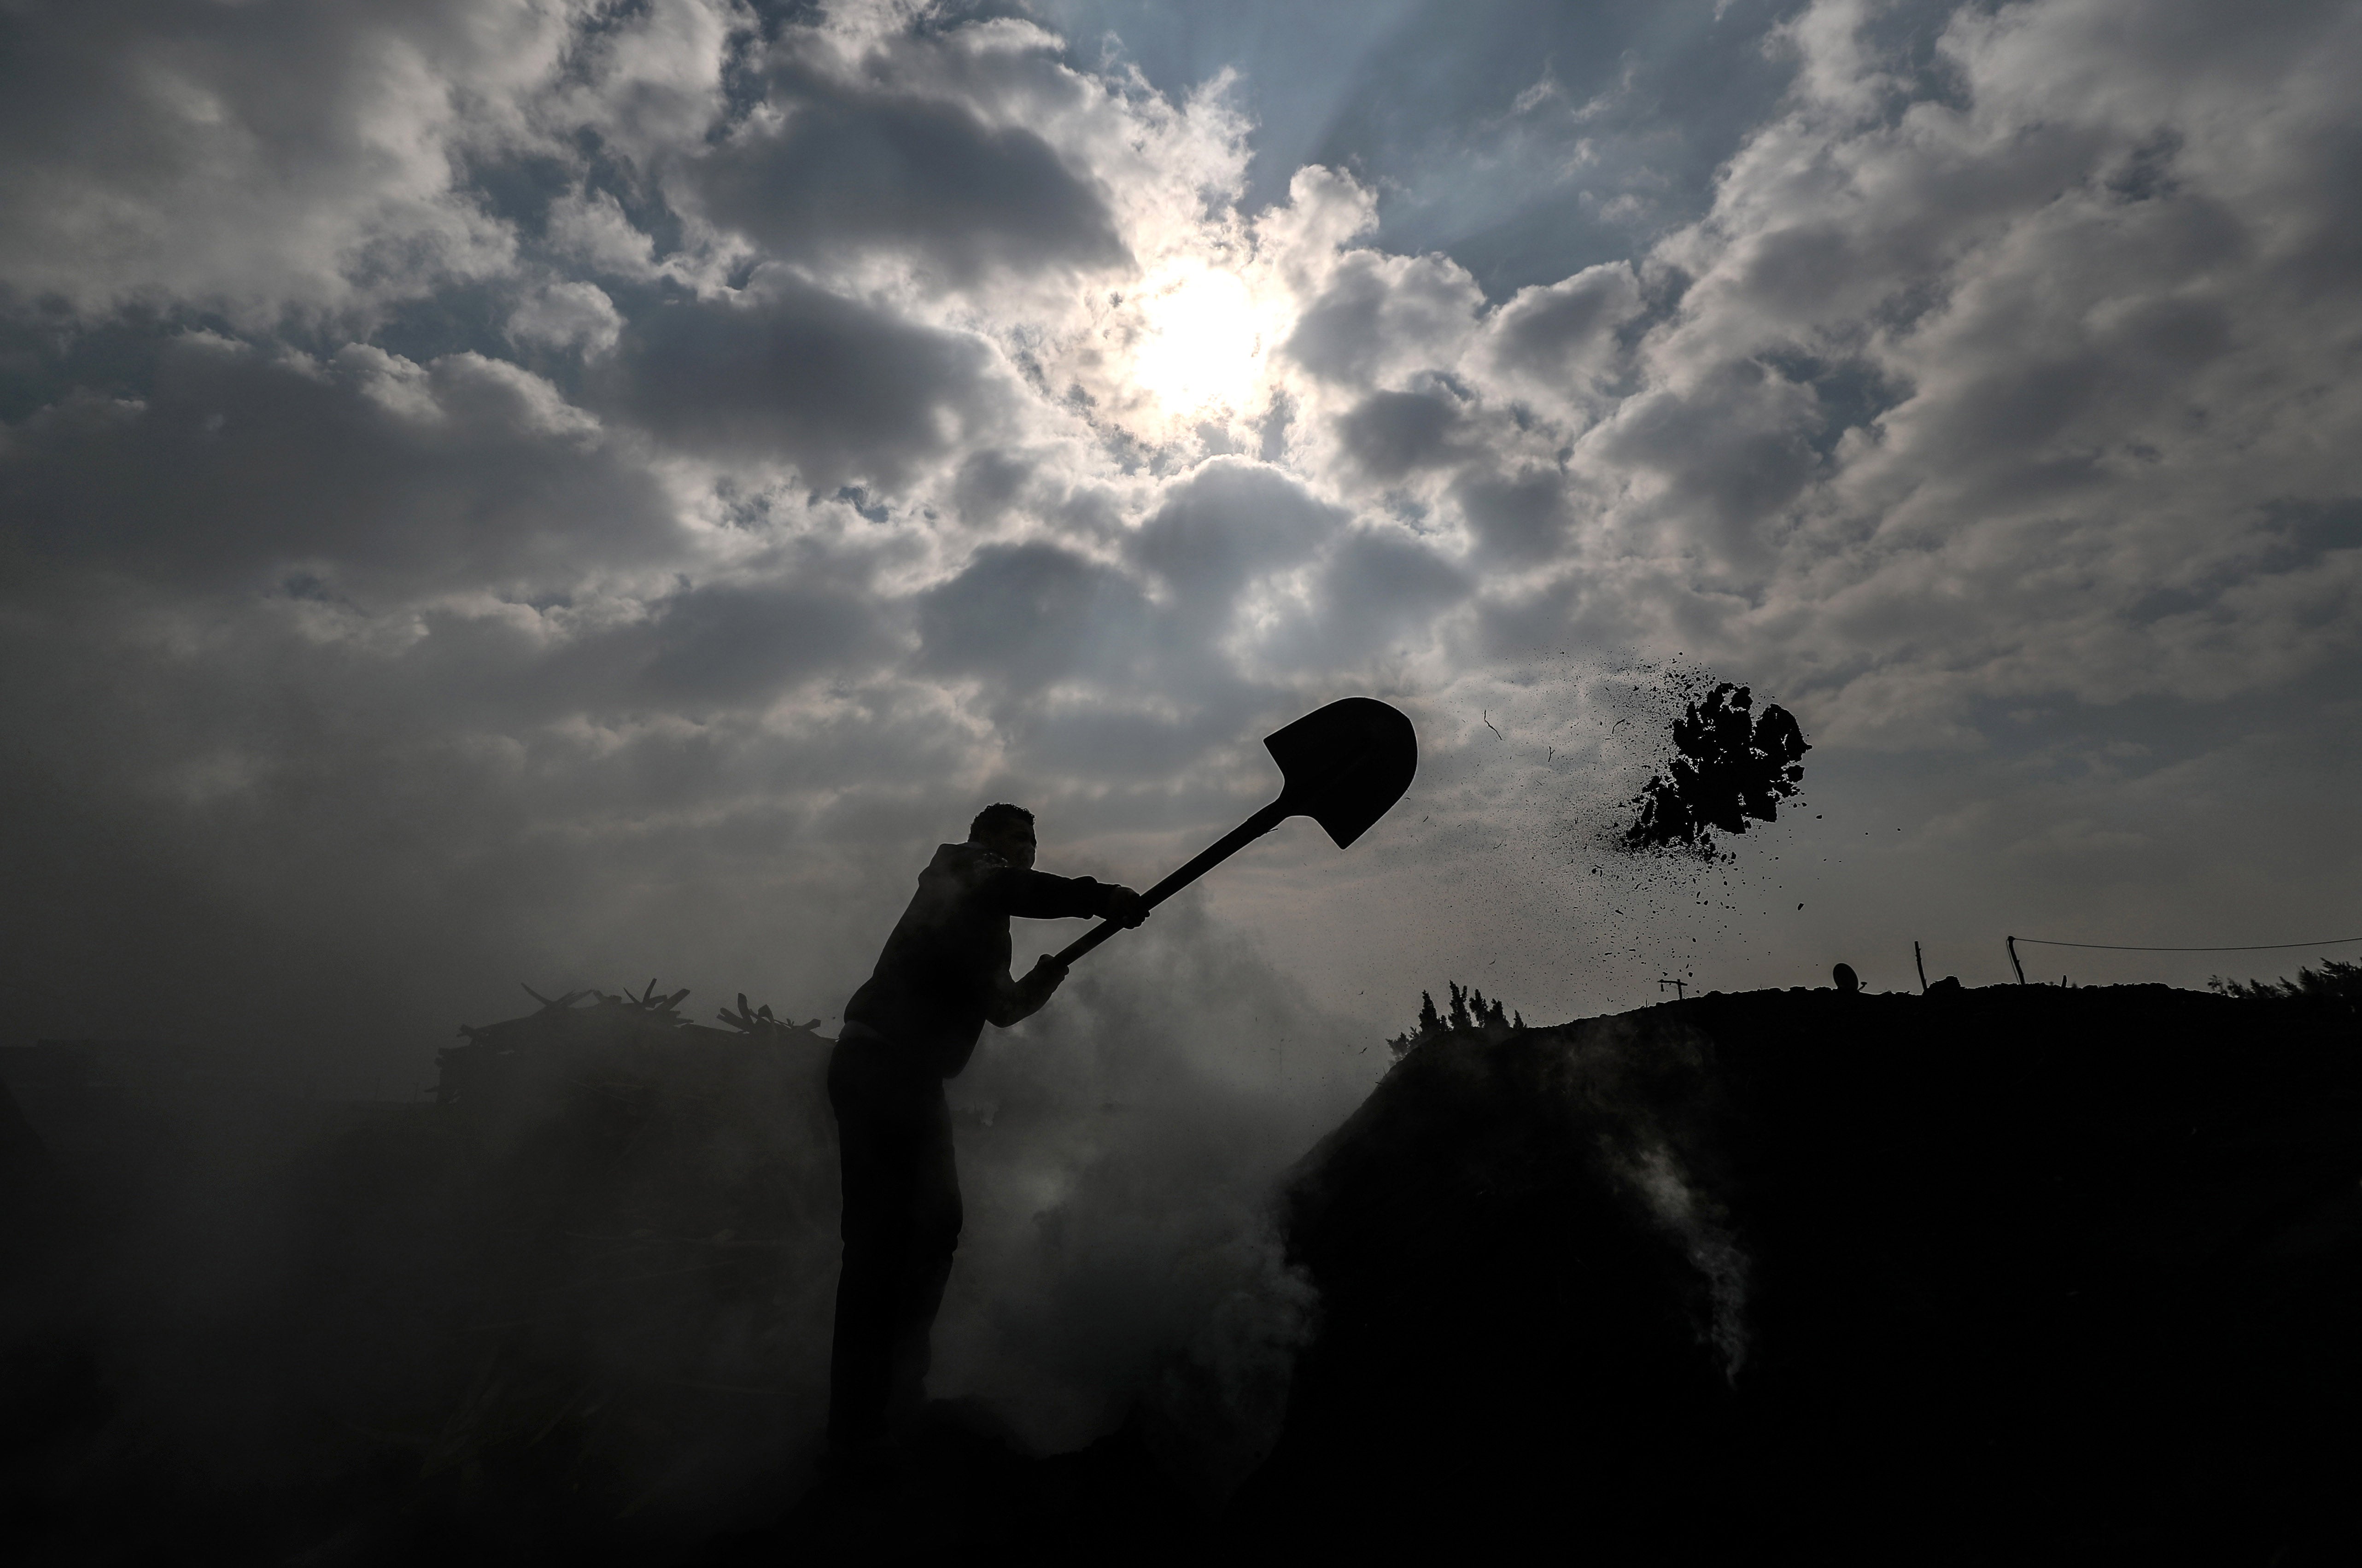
883;1079;962;1428
827;1043;920;1454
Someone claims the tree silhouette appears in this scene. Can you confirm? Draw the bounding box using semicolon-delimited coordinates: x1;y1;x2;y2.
1389;982;1528;1059
2209;957;2362;1002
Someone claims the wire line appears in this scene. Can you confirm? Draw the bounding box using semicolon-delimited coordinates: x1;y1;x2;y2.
2010;934;2362;953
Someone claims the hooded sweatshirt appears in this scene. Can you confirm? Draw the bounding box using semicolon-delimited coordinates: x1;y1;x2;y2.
841;842;1126;1078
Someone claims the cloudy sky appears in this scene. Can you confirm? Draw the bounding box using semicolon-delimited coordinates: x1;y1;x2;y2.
6;0;2360;1095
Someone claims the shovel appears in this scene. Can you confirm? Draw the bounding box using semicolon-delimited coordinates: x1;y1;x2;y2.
1051;696;1419;967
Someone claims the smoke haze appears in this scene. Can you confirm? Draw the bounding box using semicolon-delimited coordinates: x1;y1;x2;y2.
3;0;2358;1546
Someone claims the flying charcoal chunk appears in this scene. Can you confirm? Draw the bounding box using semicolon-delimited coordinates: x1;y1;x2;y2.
1624;683;1810;857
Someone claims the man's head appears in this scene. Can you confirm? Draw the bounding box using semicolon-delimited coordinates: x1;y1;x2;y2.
968;802;1036;870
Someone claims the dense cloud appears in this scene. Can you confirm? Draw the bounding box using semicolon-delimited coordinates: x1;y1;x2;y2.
3;333;678;596
919;539;1153;690
690;49;1130;284
0;0;2350;992
0;0;562;323
603;263;1007;486
2;0;2359;1456
0;0;2350;989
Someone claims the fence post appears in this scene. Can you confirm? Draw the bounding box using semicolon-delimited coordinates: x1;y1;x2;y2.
2007;935;2026;985
1914;941;1927;994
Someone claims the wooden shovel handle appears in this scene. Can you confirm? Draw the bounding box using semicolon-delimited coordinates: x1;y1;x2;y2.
1052;797;1292;967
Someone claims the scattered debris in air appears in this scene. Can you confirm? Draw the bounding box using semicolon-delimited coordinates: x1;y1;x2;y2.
1621;683;1809;859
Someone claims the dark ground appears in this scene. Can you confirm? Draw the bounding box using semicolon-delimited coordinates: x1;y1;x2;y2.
1239;984;2362;1563
6;984;2357;1564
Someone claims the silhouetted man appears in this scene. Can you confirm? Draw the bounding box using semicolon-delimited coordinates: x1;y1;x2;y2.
826;803;1145;1462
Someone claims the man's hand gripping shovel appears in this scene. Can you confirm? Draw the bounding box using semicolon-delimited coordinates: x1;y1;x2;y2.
1029;697;1419;988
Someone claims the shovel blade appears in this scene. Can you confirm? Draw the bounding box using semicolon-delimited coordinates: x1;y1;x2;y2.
1264;696;1419;848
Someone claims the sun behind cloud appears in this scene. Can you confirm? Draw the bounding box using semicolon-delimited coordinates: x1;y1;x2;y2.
1124;260;1269;423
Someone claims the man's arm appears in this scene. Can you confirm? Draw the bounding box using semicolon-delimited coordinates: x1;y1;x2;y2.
994;868;1147;927
984;954;1068;1028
